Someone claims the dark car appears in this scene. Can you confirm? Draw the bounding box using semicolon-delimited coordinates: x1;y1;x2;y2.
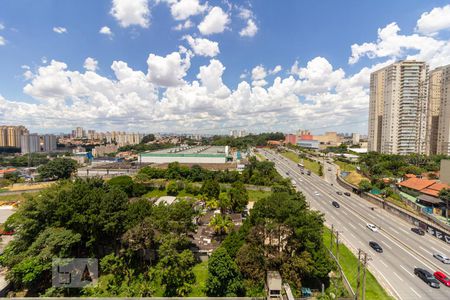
414;268;440;288
411;227;425;236
344;192;351;196
336;191;343;195
332;201;340;208
369;241;383;253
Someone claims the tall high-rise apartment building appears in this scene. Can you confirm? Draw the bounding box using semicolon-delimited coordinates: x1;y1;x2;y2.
0;125;29;148
42;134;57;152
437;65;450;155
426;67;444;155
368;60;428;155
75;127;84;139
20;133;40;154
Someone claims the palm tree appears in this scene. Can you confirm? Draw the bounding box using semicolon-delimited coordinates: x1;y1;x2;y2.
209;214;234;236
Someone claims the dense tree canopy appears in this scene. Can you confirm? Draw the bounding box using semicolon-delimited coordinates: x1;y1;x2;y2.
210;132;284;149
37;158;78;180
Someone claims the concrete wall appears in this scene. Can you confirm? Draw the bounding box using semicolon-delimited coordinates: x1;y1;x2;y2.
441;160;450;184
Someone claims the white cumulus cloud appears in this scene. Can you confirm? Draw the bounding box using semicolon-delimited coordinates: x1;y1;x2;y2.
169;0;207;21
198;6;229;35
0;36;5;46
239;19;258;37
99;26;113;37
184;35;219;57
110;0;150;28
147;50;191;87
84;57;99;72
53;27;67;34
348;21;450;68
416;4;450;36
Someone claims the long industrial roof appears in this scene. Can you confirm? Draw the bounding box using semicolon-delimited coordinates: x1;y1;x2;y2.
140;146;228;157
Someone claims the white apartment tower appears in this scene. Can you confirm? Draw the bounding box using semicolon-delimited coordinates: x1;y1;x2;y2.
437;65;450;155
368;60;428;155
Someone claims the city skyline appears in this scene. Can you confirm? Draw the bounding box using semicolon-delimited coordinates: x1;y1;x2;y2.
1;1;450;134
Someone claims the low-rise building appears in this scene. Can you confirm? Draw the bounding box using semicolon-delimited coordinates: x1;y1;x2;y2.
140;146;231;164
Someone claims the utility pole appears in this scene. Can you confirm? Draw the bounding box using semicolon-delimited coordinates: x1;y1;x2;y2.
356;249;361;300
362;251;369;300
330;224;334;250
336;231;340;263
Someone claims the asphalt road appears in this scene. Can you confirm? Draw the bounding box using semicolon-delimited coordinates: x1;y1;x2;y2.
261;149;450;300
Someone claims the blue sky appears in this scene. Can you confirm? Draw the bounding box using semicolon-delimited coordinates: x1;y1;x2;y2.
1;0;450;134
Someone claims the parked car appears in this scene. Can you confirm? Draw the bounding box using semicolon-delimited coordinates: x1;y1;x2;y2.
411;227;425;235
332;201;340;208
336;191;343;195
327;168;332;171
434;271;450;287
367;223;378;232
433;253;450;264
369;241;383;253
344;192;351;196
414;268;440;288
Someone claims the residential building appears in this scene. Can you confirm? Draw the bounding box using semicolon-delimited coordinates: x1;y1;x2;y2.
426;66;444;155
75;127;84;139
352;133;360;145
42;134;57;152
20;133;40;154
92;144;119;157
437;65;450;155
368;60;428;155
0;125;29;148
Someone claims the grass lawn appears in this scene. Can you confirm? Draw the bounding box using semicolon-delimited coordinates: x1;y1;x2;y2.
344;171;368;186
323;228;393;300
0;192;36;204
334;160;357;172
248;189;271;202
281;151;321;175
255;153;267;161
189;261;208;296
144;189;167;198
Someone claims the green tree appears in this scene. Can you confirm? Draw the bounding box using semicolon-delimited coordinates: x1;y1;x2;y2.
166;180;180;196
201;179;220;199
228;181;249;212
108;175;134;196
37;158;78;180
205;247;245;296
318;164;323;176
141;134;155;144
358;180;372;192
157;236;196;296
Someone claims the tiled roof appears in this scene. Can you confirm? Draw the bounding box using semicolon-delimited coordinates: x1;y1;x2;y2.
421;183;450;197
398;178;436;191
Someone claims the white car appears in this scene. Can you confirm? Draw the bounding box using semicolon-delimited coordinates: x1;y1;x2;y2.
433;253;450;264
367;223;378;232
314;191;320;196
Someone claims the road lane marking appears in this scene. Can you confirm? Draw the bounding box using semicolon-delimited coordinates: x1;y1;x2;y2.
410;287;422;298
390;228;400;234
384;243;392;250
400;265;414;277
349;233;356;239
341;211;348;216
379;260;388;268
419;246;431;255
349;223;356;230
393;271;404;282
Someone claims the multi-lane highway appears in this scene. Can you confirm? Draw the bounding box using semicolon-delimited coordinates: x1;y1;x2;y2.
261;149;450;300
